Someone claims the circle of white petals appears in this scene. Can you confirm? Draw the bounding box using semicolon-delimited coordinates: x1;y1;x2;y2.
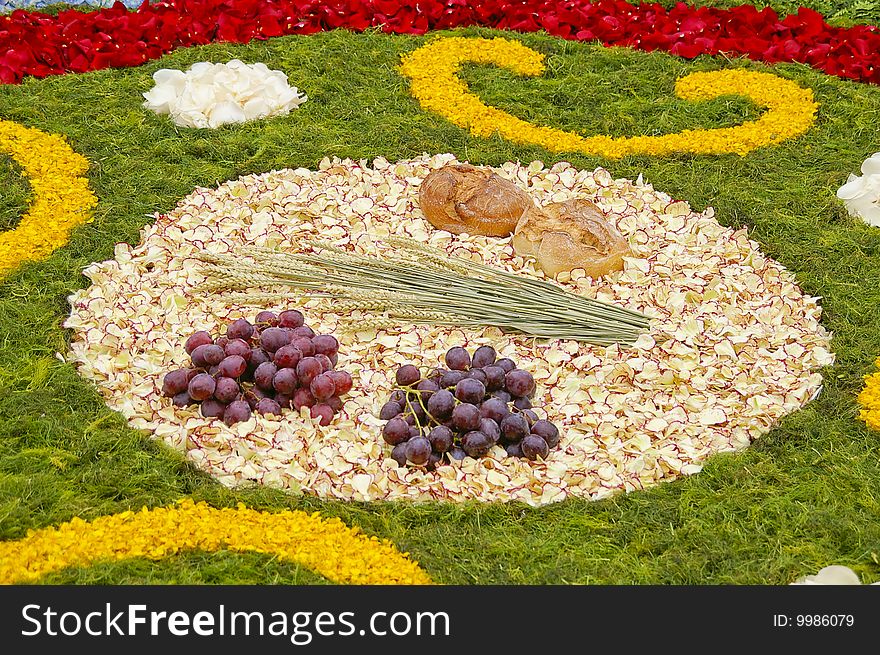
142;59;307;129
65;155;834;505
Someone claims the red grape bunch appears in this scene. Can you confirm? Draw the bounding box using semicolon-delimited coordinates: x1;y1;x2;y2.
160;310;354;426
379;345;560;470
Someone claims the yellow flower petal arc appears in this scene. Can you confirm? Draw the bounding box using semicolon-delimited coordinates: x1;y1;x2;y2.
400;36;818;158
0;120;97;277
0;500;432;585
858;357;880;432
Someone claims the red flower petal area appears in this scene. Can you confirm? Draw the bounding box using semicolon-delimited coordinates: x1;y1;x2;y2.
0;0;878;86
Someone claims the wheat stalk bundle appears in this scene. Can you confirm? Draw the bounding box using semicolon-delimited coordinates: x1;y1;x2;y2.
196;236;651;346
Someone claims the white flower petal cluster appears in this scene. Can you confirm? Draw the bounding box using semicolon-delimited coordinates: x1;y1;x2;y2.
791;565;878;585
143;59;307;129
837;152;880;227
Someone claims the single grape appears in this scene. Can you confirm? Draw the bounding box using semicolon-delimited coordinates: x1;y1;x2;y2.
329;370;353;396
185;368;200;382
273;345;303;369
273;368;298;395
329;353;339;367
408;426;422;438
471;345;497;368
405;437;432;465
380;401;403;421
454;378;486;404
254;362;278;390
428;425;454;453
391;442;409;467
200;399;227;418
208;365;220;377
500;414;530;443
191;343;225;368
444;346;471;371
426;389;455;421
184;331;213;355
256;398;282;417
274;393;293;410
403;396;427;422
291;336;315;357
326;396;344;413
278;310;305;329
480;397;509;423
172;391;193;407
505;442;523;458
482;366;505;391
425;451;443;472
291;325;315;339
223;400;252;426
312;334;339;357
293;387;316;411
310;373;336;401
452;403;481;431
247;348;271;375
258;327;290;353
389;390;406;405
310;404;334;426
215;336;230;350
491;390;512;404
521;409;539;426
447;446;467;461
383;417;411;446
161;369;190;397
531;420;560;448
255;311;278;326
480;418;501;443
521;435;550;461
505;369;535;398
513;396;533;410
439;369;466;389
416;378;439;400
402;413;417;426
395;364;421;387
187;373;216;401
214;377;240;404
495;358;516;373
461;431;492;458
296;357;323;386
315;354;333;372
467;369;488;386
223;339;252;362
218;355;247;379
227;318;254;342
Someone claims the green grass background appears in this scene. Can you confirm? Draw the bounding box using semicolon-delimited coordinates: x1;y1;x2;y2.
1;2;879;584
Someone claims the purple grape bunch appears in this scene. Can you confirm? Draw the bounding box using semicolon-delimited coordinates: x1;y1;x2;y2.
379;345;560;470
160;311;354;427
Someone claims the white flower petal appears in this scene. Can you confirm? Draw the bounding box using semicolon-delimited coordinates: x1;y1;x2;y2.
860;152;880;176
836;176;864;200
207;101;247;128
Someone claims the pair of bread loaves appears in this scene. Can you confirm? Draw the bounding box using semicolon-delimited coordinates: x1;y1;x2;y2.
418;164;631;278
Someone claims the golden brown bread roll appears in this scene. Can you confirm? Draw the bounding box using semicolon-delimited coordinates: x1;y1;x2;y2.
512;198;631;278
418;164;533;237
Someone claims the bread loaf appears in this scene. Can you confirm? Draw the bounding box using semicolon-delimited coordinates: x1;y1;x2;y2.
418;164;533;237
512;199;631;278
